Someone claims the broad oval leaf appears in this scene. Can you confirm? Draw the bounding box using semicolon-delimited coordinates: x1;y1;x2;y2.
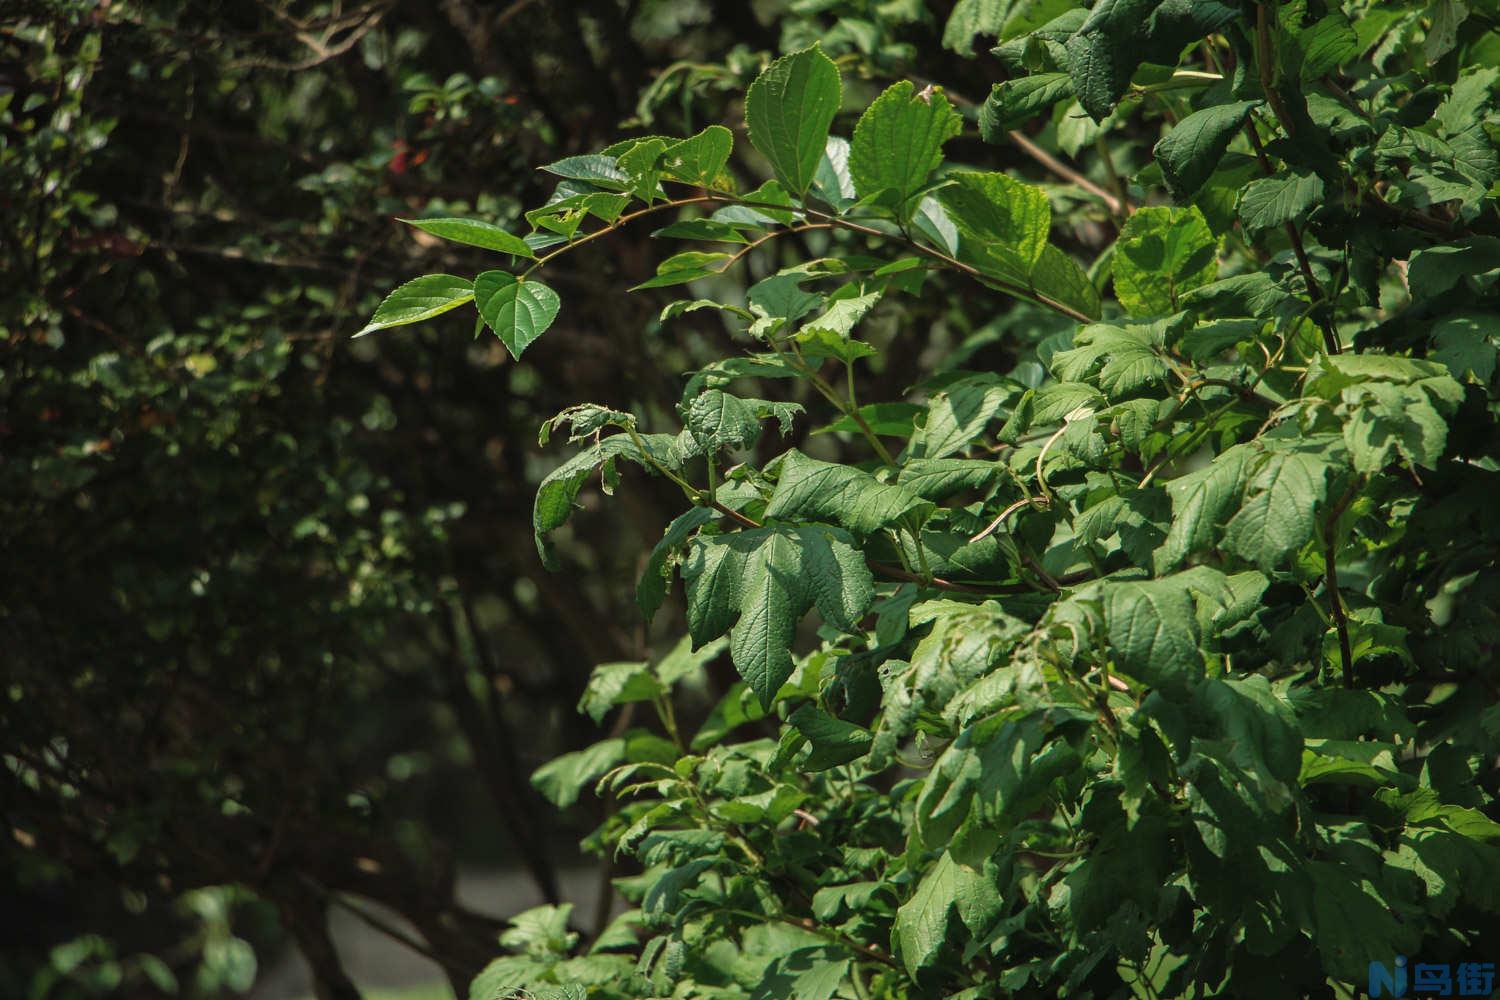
475;270;561;360
938;170;1051;282
745;46;842;197
1113;206;1219;316
355;274;474;337
400;217;535;258
1153;100;1259;201
662;125;734;187
849;80;962;212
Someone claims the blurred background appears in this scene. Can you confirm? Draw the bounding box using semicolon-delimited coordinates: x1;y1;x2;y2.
0;1;1070;997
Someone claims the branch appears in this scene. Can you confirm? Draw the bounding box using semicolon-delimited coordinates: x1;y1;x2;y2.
1009;129;1127;216
1323;485;1359;688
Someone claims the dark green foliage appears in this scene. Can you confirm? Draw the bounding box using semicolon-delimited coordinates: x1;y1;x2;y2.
364;1;1500;996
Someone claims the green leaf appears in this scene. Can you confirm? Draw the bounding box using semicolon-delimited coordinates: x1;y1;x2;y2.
534;433;675;569
1222;442;1334;571
531;738;626;808
788;704;873;770
1194;675;1303;788
980;74;1074;137
894;853;961;975
912;375;1013;459
813;402;919;438
1236;168;1325;233
942;0;1009;55
794;327;878;364
400;217;535;258
1407;236;1500;299
1099;573;1208;692
916;709;1090;848
1031;244;1103;320
662;125;733;186
1294;13;1359;80
1309;861;1421;983
765;450;934;536
687;394;762;458
938;170;1051;281
652;218;753;244
355;274;474;337
579;662;662;724
849;81;962;212
632;251;732;290
1154;101;1259;200
1435;65;1500;136
1113;206;1218;316
745;46;842;197
682;525;874;707
1065;0;1165;121
897;458;1000;501
1339;378;1462;473
540;153;630;188
1430;312;1498;383
1155;443;1255;572
474;271;561;360
500;903;578;956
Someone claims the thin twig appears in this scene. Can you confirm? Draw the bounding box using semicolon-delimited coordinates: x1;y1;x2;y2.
1009;129;1125;216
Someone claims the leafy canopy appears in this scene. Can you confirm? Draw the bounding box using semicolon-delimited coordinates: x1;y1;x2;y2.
361;4;1500;996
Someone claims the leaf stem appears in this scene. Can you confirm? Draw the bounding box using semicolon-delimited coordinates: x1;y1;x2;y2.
1323;484;1360;688
522;195;717;277
705;193;1096;324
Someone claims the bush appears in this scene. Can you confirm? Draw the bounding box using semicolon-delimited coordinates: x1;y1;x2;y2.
367;2;1500;996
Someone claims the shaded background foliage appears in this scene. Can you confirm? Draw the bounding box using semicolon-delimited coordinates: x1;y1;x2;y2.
11;0;1499;998
2;1;1017;997
3;1;760;996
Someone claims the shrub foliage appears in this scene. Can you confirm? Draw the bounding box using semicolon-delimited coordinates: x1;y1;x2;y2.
364;2;1500;996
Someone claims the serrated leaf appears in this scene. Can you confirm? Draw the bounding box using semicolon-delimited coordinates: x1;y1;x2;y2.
1154;100;1258;200
1031;244;1103;320
765;450;934;536
1155;443;1254;572
897;458;1001;500
632;251;732;290
916;709;1090;848
531;738;626;808
662;125;734;186
942;0;1009;55
745;46;842;197
1430;313;1498;383
474;271;560;360
980;73;1073;137
578;661;663;724
1099;573;1208;692
638;507;715;622
1222;443;1334;572
652;218;753;244
913;375;1013;459
1113;206;1218;316
849;81;962;212
788;704;873;771
1237;169;1325;233
684;389;761;453
355;274;474;337
540;153;630;188
534;433;675;569
939;170;1051;281
812;135;857;208
682;525;874;707
401;217;535;258
1065;0;1165;121
894;853;961;975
